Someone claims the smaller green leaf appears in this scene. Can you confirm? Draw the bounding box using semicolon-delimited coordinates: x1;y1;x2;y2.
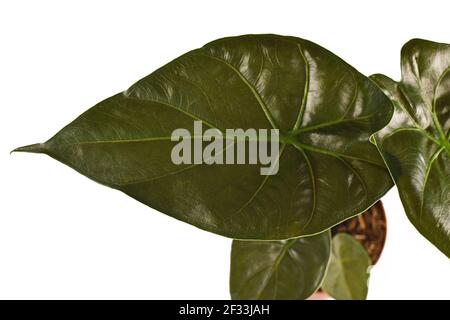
230;231;331;300
322;233;371;300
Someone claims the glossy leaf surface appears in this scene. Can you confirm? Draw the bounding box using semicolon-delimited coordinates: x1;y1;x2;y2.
370;39;450;257
322;233;371;300
16;35;393;239
230;231;331;300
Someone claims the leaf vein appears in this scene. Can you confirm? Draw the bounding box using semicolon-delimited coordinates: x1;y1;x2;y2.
197;53;278;129
419;146;445;222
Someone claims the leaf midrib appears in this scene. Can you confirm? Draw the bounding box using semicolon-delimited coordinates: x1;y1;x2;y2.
256;240;295;299
431;65;450;153
392;69;450;154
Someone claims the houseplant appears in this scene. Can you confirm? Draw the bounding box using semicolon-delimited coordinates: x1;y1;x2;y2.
14;35;449;299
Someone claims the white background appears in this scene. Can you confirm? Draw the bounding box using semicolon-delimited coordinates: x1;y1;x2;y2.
1;0;449;299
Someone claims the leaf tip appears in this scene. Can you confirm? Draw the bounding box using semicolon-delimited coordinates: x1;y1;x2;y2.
11;143;46;155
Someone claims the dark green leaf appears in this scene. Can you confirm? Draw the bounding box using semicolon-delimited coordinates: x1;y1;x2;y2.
230;231;331;300
322;233;371;300
15;34;393;239
370;39;450;257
